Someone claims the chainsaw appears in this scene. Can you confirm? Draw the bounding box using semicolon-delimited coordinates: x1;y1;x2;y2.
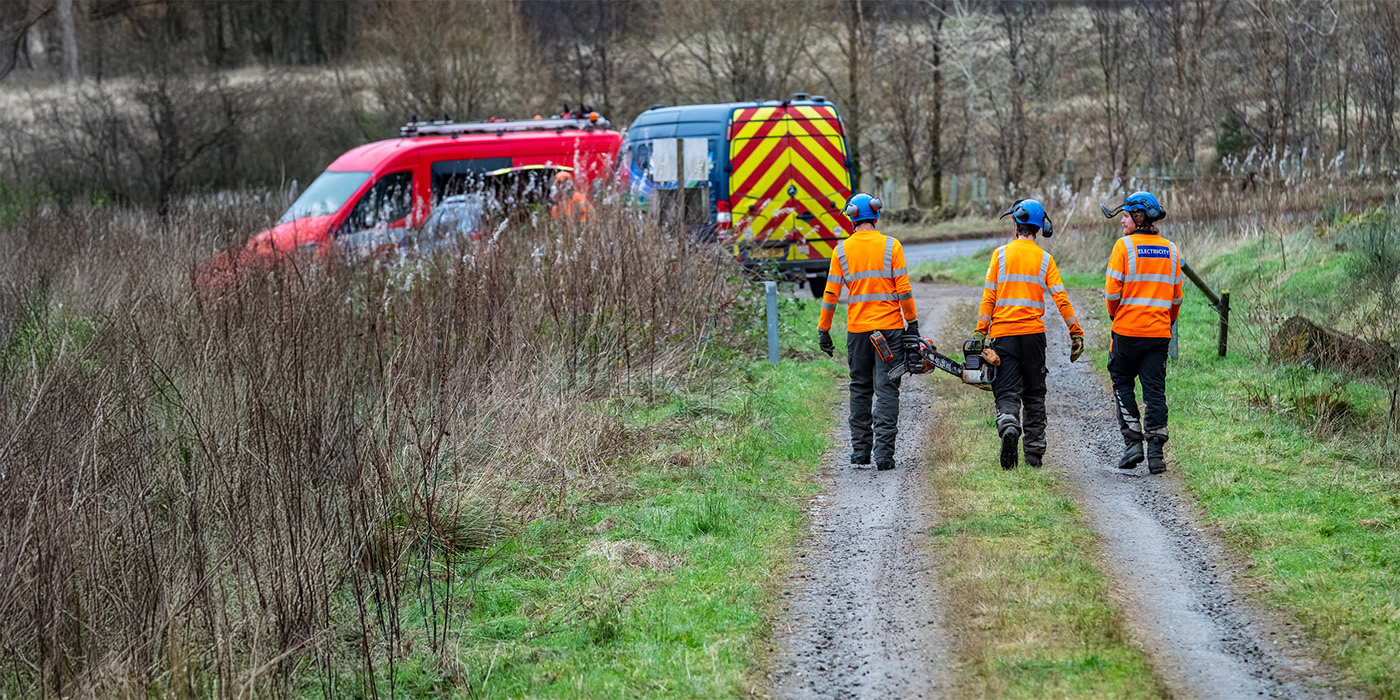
872;333;1000;390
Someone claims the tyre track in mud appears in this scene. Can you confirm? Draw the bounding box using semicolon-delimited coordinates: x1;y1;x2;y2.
1041;290;1346;700
765;285;979;700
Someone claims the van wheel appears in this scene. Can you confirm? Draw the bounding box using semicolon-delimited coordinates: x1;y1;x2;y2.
807;274;826;298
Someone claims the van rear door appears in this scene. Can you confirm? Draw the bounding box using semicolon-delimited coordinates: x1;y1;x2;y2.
728;104;852;268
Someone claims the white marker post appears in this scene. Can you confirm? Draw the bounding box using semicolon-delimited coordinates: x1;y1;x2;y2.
765;281;779;365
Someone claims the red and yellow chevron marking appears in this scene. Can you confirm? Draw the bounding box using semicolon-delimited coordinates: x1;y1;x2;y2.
729;105;853;264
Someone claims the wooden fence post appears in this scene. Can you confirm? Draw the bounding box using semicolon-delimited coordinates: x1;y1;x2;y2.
1218;291;1230;358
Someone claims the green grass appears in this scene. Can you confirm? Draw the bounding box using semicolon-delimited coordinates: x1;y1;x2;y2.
316;299;842;699
884;216;1005;244
924;305;1164;700
1141;228;1400;697
911;245;1100;290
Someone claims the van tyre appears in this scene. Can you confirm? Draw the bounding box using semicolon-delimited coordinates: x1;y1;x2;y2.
808;274;827;298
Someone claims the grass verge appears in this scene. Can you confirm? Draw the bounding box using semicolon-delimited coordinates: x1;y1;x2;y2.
910;244;1101;289
327;299;841;699
884;216;1004;244
1145;230;1400;697
924;303;1164;699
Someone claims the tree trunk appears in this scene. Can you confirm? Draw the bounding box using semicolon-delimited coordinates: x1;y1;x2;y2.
58;0;78;82
1270;316;1398;378
927;7;944;208
846;0;863;190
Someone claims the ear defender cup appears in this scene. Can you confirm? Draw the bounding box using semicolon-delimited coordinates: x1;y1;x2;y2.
843;194;883;222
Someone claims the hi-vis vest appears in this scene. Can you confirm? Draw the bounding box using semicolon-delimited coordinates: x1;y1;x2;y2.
975;239;1082;338
1104;231;1184;338
817;230;917;334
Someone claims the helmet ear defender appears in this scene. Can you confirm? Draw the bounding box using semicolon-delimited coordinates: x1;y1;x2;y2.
844;196;882;219
999;198;1053;237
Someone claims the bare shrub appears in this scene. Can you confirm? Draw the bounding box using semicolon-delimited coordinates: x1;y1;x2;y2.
0;199;752;697
356;0;531;124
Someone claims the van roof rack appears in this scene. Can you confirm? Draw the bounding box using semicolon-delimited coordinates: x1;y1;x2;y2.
400;114;611;137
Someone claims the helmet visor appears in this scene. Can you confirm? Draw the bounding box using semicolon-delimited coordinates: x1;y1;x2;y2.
1100;194;1127;219
998;199;1025;220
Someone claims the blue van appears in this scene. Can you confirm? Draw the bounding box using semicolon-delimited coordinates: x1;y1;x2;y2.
622;96;855;293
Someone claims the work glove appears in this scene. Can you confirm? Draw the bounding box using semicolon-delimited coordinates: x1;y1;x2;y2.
903;322;923;368
818;329;835;357
972;330;987;343
1070;333;1085;363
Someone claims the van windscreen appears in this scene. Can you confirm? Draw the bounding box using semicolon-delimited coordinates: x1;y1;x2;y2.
280;171;371;223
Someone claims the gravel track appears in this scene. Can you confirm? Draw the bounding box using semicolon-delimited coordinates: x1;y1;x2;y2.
765;285;979;700
1042;290;1346;700
766;282;1343;700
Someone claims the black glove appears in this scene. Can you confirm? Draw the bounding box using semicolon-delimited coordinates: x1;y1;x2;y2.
902;322;923;368
818;330;835;357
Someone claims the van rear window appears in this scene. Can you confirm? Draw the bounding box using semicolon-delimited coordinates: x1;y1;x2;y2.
280;171;371;223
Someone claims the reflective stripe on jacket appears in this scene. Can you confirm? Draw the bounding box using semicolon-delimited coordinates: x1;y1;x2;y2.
975;239;1082;338
817;230;918;334
1104;231;1183;338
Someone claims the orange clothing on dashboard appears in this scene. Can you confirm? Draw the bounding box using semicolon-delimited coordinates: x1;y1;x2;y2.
975;239;1082;338
818;230;918;334
1104;231;1183;338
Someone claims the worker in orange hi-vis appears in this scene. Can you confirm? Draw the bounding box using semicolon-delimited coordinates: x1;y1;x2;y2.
1100;190;1183;475
816;193;920;472
975;199;1084;470
550;171;592;221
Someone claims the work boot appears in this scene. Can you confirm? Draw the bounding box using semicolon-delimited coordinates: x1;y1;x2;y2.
851;452;871;466
1147;440;1167;475
876;457;895;471
1024;452;1043;468
1000;428;1020;470
1117;442;1145;470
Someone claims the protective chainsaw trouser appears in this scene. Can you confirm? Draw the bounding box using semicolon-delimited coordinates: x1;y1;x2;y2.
1108;332;1170;444
989;332;1048;457
847;329;904;461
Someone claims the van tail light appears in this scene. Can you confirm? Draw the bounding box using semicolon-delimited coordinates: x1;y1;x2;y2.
716;199;735;243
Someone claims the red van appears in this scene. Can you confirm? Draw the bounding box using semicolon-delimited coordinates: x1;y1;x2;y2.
204;114;623;280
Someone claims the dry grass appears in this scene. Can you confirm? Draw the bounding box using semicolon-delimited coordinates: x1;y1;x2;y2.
0;196;753;698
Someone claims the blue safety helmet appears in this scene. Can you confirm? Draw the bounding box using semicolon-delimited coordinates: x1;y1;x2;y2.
1101;190;1166;221
844;193;882;224
999;198;1053;237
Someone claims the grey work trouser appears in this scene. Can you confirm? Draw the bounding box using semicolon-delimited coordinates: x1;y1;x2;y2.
847;329;904;460
989;332;1048;457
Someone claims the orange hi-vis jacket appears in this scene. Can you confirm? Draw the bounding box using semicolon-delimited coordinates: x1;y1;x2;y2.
1104;230;1184;338
976;239;1082;339
551;192;591;221
818;230;918;334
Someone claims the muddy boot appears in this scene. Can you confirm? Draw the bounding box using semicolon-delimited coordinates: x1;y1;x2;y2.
1147;439;1166;474
1117;441;1145;470
1024;452;1042;468
1000;427;1020;470
876;457;895;471
852;452;871;466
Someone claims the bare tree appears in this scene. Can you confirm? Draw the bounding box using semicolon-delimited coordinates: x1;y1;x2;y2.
0;0;51;82
1091;2;1139;180
358;0;529;123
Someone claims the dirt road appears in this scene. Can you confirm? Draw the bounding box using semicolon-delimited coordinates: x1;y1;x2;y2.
1045;291;1343;699
766;285;979;700
767;282;1342;700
